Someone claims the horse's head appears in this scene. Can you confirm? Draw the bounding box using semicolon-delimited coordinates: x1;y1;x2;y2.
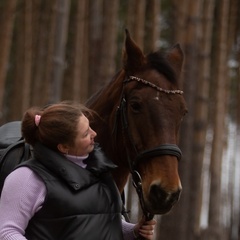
87;29;187;216
118;30;187;215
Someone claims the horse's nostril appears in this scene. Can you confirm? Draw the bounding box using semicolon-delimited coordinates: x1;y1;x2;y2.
149;184;181;205
150;184;168;202
169;189;181;204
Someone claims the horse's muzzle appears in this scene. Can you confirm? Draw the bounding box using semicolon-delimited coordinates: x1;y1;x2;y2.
147;183;182;214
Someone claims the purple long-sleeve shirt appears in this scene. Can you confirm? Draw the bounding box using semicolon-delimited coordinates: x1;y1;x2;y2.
0;155;135;240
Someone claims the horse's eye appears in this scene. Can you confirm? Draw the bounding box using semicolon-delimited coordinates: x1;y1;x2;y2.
130;102;141;113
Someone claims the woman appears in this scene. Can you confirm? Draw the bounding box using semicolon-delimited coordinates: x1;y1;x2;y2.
0;102;156;240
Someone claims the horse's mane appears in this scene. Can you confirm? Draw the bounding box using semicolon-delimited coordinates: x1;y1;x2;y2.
147;52;177;84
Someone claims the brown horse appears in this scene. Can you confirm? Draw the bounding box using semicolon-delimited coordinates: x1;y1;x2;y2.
86;30;187;217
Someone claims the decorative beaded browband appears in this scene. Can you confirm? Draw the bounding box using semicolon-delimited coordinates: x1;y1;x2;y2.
124;75;184;95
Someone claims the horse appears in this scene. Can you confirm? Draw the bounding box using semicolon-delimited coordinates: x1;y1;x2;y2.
86;29;187;218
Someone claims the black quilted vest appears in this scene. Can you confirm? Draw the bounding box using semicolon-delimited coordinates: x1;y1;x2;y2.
19;143;123;240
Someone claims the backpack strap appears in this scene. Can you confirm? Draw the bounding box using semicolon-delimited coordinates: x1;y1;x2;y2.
0;140;31;193
0;121;32;195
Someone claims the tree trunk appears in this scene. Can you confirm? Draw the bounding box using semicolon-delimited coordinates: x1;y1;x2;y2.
62;0;89;102
88;0;103;96
127;0;146;50
0;0;18;123
227;0;239;53
208;0;230;237
171;0;188;54
31;0;56;106
43;0;57;105
73;0;88;102
8;0;24;121
22;1;32;112
191;0;215;238
97;0;119;91
237;49;240;240
50;0;70;103
145;0;160;52
226;1;240;238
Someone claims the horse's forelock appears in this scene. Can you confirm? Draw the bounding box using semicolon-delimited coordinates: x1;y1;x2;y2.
147;52;177;84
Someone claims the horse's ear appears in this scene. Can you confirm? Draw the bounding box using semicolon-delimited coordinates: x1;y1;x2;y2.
123;29;146;73
165;44;184;75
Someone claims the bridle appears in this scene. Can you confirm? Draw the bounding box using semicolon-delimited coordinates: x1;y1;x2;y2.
114;75;183;221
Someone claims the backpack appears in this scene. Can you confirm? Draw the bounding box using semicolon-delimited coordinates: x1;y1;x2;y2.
0;121;32;195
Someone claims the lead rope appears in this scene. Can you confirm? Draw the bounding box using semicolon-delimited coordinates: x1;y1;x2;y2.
132;171;154;240
132;171;154;220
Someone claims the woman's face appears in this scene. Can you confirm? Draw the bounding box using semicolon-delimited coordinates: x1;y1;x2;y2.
68;115;97;156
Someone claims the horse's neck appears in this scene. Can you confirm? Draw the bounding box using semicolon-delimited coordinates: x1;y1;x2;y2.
112;166;130;193
87;71;130;191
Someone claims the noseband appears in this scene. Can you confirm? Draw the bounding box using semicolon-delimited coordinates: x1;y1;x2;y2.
115;75;183;220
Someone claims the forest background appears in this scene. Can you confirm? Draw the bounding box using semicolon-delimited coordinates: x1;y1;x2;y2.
0;0;240;240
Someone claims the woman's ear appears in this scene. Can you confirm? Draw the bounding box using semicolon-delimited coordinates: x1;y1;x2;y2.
57;144;69;154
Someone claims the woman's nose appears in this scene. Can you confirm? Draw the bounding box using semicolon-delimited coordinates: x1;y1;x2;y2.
91;128;97;138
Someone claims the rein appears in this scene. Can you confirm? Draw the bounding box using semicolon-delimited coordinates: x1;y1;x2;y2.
116;75;183;221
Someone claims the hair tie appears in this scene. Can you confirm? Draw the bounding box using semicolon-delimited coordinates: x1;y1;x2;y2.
35;115;41;127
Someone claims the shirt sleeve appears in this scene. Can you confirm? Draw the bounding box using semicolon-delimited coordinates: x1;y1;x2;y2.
122;220;136;240
0;167;46;240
